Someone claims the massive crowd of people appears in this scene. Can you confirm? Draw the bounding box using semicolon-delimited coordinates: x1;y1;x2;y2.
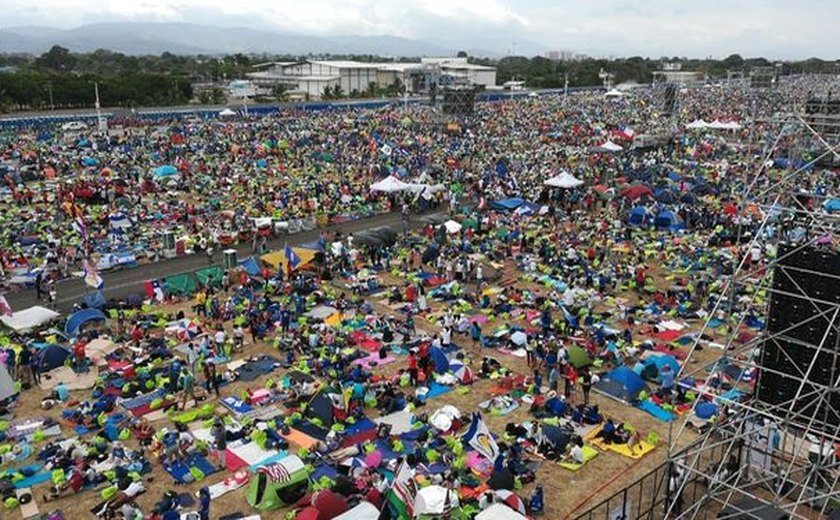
0;75;837;520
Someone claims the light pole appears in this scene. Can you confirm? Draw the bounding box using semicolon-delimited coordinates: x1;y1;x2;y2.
92;81;105;135
45;83;54;110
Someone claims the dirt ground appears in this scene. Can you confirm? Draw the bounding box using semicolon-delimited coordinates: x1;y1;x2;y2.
4;248;729;520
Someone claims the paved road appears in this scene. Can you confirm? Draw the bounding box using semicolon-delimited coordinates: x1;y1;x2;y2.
6;210;446;312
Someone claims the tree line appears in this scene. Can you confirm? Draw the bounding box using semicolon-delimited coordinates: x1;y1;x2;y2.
1;46;839;112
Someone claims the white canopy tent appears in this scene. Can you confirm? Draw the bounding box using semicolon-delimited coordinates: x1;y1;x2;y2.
686;119;709;129
605;88;626;98
544;170;584;188
219;108;236;117
370;175;410;193
0;306;60;332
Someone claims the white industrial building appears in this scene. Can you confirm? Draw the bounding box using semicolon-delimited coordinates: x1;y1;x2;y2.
421;57;497;88
247;58;496;99
248;60;379;98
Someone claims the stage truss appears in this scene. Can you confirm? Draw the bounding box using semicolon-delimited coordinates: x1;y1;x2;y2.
664;96;840;519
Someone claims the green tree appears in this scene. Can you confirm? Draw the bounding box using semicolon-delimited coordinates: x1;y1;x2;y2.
456;50;468;58
36;45;76;71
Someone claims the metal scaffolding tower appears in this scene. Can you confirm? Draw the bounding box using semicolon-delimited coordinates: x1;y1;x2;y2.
664;95;840;519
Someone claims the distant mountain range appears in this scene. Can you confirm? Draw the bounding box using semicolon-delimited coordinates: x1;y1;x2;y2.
0;22;536;57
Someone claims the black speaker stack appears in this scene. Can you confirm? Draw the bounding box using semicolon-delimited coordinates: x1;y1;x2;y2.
754;244;840;433
441;87;477;116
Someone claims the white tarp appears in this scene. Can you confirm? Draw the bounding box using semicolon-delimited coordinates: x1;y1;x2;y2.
375;408;415;435
443;220;462;234
0;306;60;332
370;176;409;193
414;485;459;516
544;170;584;188
334;501;379;520
476;504;528;520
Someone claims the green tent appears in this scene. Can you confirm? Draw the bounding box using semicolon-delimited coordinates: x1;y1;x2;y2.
163;273;199;297
247;455;311;511
194;266;223;289
568;345;593;369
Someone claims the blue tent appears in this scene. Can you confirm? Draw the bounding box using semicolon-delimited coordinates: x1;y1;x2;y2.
83;290;107;309
489;198;526;211
595;366;647;402
152;165;178;177
679;192;697;204
628;206;648;226
239;256;262;277
654;188;676;204
643;355;681;383
430;346;450;374
65;308;107;337
695;401;718;420
824;199;840;213
654;210;685;232
36;344;71;373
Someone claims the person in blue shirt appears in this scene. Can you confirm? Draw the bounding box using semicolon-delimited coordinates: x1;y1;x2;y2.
533;370;542;395
660;365;675;391
198;486;210;520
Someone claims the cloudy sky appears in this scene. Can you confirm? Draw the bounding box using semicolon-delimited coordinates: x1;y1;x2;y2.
1;0;836;58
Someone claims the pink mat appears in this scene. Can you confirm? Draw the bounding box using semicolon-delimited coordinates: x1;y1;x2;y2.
352;353;396;368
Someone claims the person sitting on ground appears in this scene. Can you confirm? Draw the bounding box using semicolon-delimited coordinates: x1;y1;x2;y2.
562;436;585;464
595;418;617;444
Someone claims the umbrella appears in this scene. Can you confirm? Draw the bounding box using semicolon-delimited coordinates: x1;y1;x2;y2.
618;183;653;201
510;331;528;346
494;490;527;515
449;361;473;383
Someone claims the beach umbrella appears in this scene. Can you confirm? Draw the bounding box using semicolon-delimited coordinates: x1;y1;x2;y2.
494;490;527;515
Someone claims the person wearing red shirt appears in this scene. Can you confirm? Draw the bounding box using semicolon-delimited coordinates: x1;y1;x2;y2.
73;341;87;371
407;351;418;386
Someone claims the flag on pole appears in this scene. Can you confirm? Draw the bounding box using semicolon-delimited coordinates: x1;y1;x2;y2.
284;243;301;270
461;412;499;462
82;258;104;289
0;294;12;317
144;280;164;302
386;460;417;520
73;217;88;241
